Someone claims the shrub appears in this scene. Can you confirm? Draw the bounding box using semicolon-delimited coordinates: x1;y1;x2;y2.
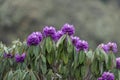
0;23;119;80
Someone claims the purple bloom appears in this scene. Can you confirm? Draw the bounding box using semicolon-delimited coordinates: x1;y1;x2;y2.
4;53;13;58
27;33;40;46
101;72;114;80
98;42;117;53
107;42;117;53
71;36;80;46
32;32;43;42
98;77;103;80
56;30;64;41
75;40;88;52
15;53;26;63
61;23;75;36
116;57;120;69
43;26;56;40
98;44;109;53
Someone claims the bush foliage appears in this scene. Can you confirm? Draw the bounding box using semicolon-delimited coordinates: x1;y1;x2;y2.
0;23;119;80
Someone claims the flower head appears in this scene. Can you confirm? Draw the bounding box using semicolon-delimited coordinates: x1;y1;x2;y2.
61;23;75;36
116;57;120;69
75;40;88;52
27;32;42;46
71;36;80;46
98;44;109;53
107;42;117;53
43;26;56;40
98;42;117;53
100;72;114;80
15;53;26;63
4;53;13;58
56;30;64;41
98;77;103;80
32;32;43;42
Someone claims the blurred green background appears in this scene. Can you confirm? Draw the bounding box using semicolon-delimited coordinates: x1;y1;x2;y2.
0;0;120;49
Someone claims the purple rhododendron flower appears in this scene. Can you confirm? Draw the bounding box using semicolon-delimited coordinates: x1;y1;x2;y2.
32;32;43;42
27;32;42;46
15;53;26;63
101;72;114;80
71;36;80;46
4;53;13;58
61;23;75;36
75;40;88;52
107;42;117;53
98;42;117;53
116;57;120;69
56;30;64;41
43;26;56;40
98;77;103;80
98;44;109;53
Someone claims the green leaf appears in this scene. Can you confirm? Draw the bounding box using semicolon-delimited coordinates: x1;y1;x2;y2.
47;54;53;64
100;49;108;64
40;54;47;74
27;46;34;57
63;54;68;64
118;70;120;80
46;69;54;80
56;35;66;48
75;68;81;80
9;59;13;66
33;46;40;57
30;71;37;80
41;54;46;63
67;35;73;54
40;63;47;74
4;70;13;80
22;71;29;80
4;46;8;53
85;50;94;65
73;52;79;69
56;35;67;61
62;66;69;78
78;51;86;64
80;65;88;79
106;53;116;70
18;69;23;79
45;37;53;53
94;49;100;59
61;51;68;64
58;64;62;73
24;73;31;80
91;59;100;76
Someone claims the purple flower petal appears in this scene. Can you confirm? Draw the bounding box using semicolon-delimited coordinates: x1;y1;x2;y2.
27;34;40;46
116;57;120;69
101;72;114;80
75;40;88;52
98;44;109;53
43;26;56;40
32;32;43;42
15;53;26;63
71;36;80;46
4;53;13;58
61;23;75;36
56;30;64;41
98;77;103;80
107;42;117;53
98;42;118;53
